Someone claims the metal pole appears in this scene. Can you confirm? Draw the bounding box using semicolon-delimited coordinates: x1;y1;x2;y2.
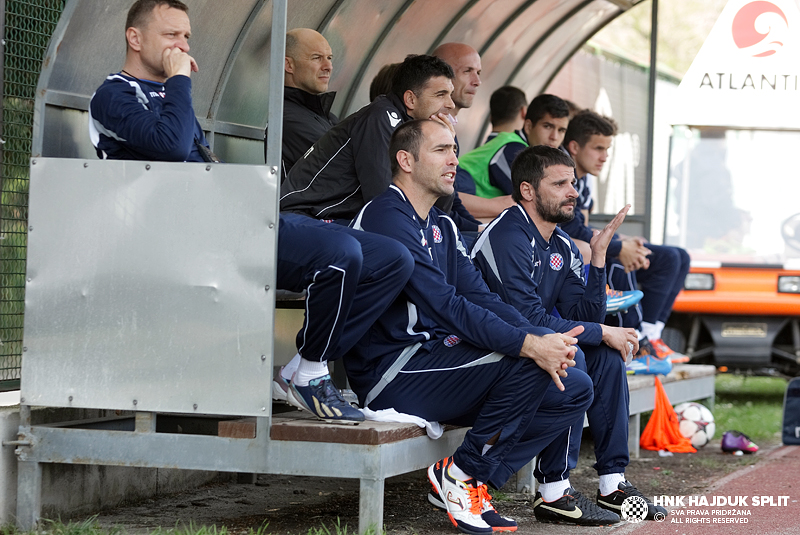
644;0;658;241
265;0;286;174
1;0;5;195
264;0;286;429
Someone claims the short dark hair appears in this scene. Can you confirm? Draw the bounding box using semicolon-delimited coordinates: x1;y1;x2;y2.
525;94;569;126
126;0;188;32
370;62;400;102
564;110;618;148
511;145;575;203
391;55;454;101
389;119;442;177
490;86;527;126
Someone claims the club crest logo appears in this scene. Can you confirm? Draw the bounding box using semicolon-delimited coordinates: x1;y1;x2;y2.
444;335;461;347
432;225;443;243
549;253;563;271
732;1;788;57
620;496;648;522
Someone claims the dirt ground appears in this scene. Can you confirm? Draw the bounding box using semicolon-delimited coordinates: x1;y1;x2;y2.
91;431;777;535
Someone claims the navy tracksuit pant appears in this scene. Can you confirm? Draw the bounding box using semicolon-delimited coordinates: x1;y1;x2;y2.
535;343;630;482
276;214;413;363
365;337;594;488
606;243;690;328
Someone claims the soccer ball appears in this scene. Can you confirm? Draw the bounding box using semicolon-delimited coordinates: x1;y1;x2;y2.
674;402;716;448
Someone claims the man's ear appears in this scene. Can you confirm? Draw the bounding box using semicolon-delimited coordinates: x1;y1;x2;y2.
396;149;414;174
403;89;416;111
567;140;579;157
519;181;536;202
284;56;294;75
126;27;142;52
518;107;527;121
522;118;533;138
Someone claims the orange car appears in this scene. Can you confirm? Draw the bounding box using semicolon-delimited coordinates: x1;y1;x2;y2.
666;263;800;376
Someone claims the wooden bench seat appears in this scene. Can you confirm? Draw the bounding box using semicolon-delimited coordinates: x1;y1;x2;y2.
219;411;452;444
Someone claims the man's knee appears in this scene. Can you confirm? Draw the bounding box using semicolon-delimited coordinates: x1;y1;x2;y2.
356;231;413;280
552;368;594;410
583;344;625;378
319;231;364;273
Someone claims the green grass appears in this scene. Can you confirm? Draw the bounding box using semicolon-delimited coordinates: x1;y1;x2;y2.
712;374;787;442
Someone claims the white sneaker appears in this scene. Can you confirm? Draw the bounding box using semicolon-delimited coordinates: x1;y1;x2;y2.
427;457;492;534
272;366;291;402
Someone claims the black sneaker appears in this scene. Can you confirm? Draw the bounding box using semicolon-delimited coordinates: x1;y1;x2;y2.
597;480;668;520
533;487;620;525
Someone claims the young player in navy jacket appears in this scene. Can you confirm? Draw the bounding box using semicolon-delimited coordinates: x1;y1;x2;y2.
471;145;668;523
348;119;594;534
561;111;691;364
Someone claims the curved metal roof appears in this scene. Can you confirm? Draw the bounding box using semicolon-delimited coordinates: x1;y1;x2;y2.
35;0;645;163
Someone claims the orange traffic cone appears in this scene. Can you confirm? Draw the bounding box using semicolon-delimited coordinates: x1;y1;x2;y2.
640;376;697;453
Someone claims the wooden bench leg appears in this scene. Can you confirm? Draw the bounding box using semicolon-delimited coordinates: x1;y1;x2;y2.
628;413;640;459
516;457;536;493
359;477;384;535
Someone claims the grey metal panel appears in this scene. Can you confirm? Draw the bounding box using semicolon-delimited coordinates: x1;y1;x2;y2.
21;159;277;417
213;133;267;165
41;107;97;159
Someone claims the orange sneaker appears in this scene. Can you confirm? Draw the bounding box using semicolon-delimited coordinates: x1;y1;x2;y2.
649;338;690;363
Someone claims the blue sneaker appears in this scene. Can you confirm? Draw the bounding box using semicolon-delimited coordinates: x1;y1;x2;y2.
627;339;673;375
606;287;643;315
286;374;365;423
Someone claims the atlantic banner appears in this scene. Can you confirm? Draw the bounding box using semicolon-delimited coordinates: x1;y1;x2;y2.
672;0;800;129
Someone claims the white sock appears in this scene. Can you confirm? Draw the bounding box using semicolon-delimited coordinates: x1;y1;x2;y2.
654;321;665;340
448;461;472;482
538;479;571;502
280;353;302;381
640;321;659;341
292;358;329;386
599;473;626;496
482;444;493;455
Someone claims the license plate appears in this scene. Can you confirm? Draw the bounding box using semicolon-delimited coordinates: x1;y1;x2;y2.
721;323;768;338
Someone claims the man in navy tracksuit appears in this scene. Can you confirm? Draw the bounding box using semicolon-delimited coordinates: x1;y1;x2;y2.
89;0;413;423
471;146;667;523
561;111;691;364
348;119;594;534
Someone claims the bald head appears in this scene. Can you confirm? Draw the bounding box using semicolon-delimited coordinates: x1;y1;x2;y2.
432;42;481;114
285;28;333;94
